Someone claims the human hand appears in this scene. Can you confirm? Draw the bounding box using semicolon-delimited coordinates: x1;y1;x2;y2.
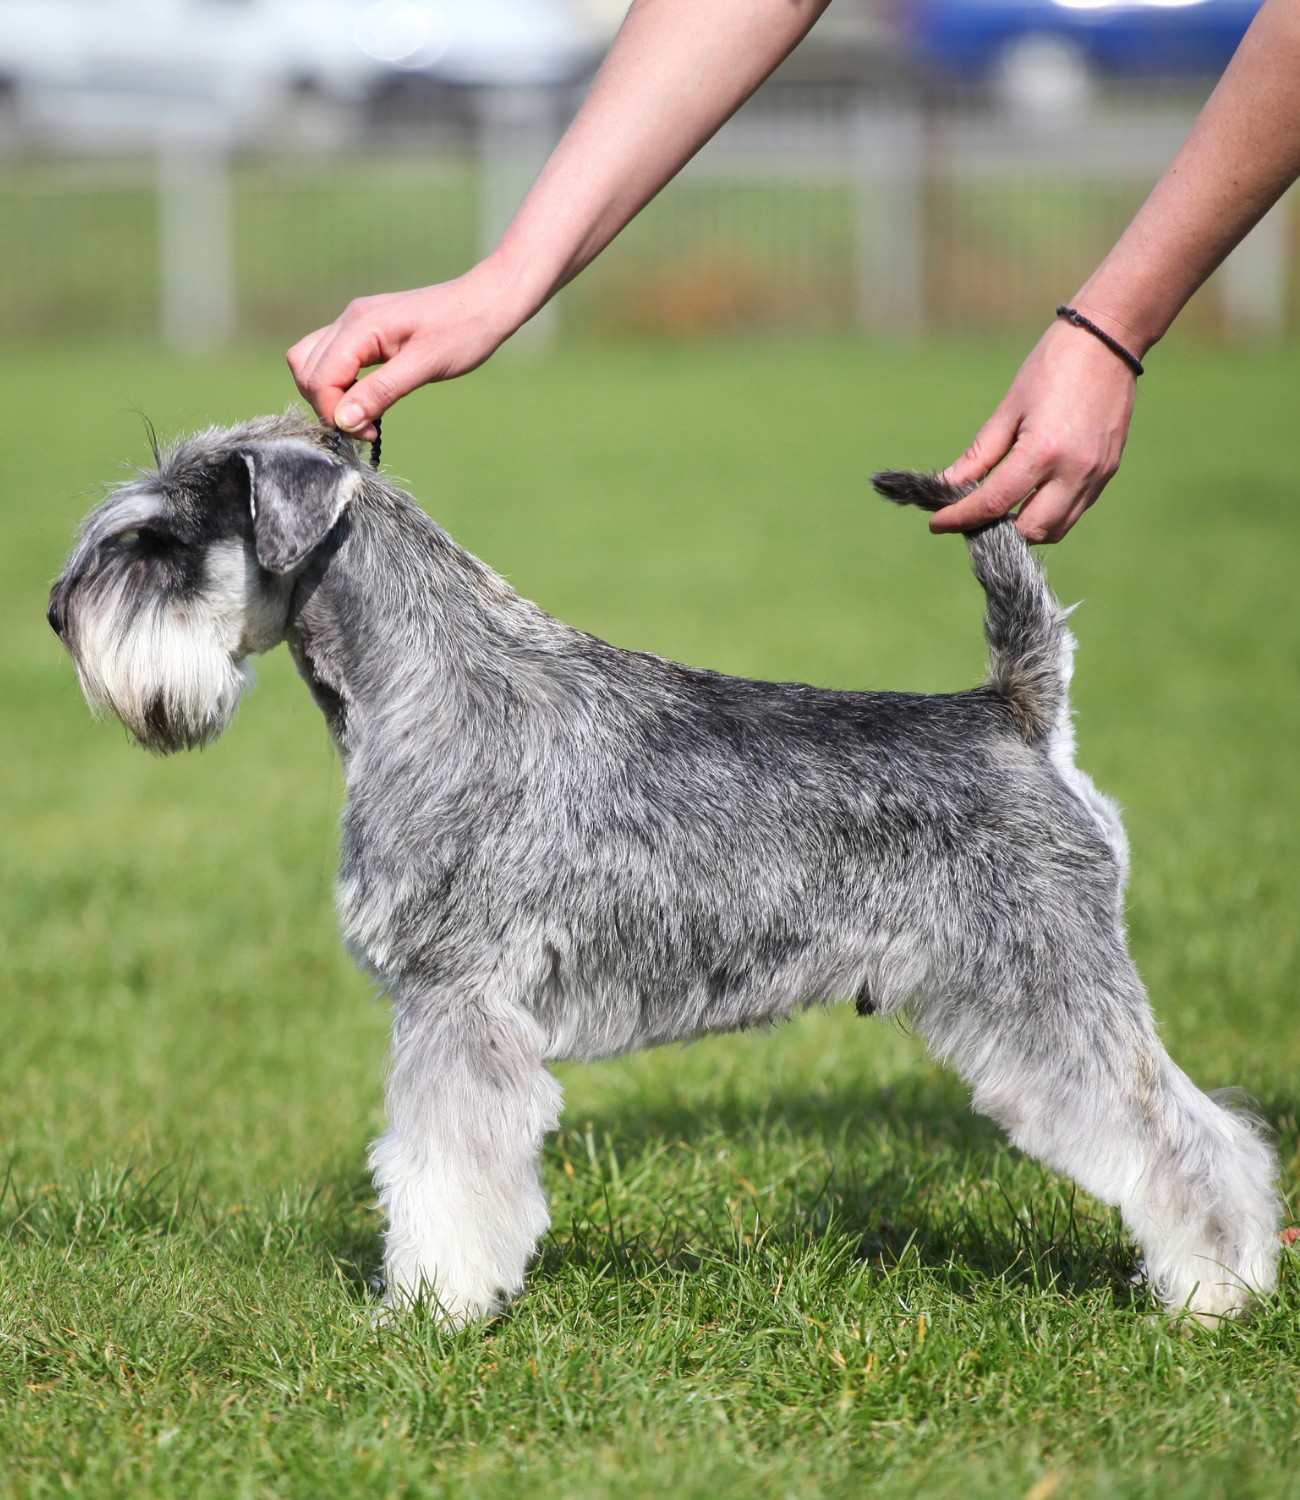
932;317;1140;543
287;262;532;440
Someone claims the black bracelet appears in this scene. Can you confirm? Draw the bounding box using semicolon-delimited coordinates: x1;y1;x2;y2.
1055;305;1145;378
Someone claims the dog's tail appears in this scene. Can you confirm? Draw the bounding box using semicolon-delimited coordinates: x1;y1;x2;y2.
871;470;1071;745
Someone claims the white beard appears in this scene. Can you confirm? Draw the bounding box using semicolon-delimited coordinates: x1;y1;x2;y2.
72;540;286;753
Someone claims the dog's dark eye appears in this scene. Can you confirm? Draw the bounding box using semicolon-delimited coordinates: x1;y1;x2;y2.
113;527;173;555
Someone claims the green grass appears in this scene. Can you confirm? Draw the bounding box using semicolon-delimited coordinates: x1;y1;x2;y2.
2;336;1298;1498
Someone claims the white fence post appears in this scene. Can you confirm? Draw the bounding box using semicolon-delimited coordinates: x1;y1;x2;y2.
157;140;236;353
1219;198;1290;341
851;98;926;336
476;86;560;351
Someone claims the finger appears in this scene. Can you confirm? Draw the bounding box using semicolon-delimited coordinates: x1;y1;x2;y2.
929;452;1043;534
286;326;329;379
1016;441;1123;541
1011;479;1078;544
286;327;334;411
294;320;390;431
940;407;1020;489
1051;497;1094;543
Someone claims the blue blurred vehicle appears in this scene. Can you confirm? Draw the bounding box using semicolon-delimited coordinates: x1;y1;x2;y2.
904;0;1262;94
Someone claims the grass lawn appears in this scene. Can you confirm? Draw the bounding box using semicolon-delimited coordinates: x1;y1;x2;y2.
2;335;1298;1498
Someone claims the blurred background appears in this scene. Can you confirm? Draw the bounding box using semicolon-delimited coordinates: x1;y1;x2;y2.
0;0;1291;351
2;23;1299;1481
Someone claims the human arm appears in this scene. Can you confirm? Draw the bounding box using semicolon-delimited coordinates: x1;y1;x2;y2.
288;0;831;438
934;0;1300;541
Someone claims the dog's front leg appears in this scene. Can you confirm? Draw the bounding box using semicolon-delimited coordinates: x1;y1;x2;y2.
369;985;562;1324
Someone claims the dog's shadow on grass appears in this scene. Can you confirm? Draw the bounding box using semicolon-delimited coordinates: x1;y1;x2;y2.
529;1071;1148;1308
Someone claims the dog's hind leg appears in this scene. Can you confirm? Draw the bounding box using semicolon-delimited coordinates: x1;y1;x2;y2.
916;947;1281;1321
370;985;562;1324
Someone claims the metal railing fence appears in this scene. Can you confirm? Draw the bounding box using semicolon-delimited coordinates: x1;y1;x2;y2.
0;82;1291;348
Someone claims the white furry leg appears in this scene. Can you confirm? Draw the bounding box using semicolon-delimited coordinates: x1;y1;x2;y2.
926;976;1281;1322
370;992;562;1324
1122;1060;1281;1321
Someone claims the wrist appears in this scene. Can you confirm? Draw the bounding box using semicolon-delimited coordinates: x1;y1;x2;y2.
469;246;558;342
1066;285;1169;360
1055;305;1145;378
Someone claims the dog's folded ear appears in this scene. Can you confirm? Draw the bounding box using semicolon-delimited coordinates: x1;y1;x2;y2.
243;441;363;573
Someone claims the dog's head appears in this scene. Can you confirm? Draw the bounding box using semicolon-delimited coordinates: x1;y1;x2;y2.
48;414;365;753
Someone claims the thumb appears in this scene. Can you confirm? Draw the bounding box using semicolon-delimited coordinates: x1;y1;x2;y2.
334;352;432;438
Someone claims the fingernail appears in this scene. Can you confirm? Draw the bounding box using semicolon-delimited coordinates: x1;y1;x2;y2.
336;401;364;432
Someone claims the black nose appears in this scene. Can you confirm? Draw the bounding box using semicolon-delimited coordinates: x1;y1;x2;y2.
47;590;66;638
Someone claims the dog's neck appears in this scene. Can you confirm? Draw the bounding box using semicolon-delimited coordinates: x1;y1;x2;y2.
283;486;554;761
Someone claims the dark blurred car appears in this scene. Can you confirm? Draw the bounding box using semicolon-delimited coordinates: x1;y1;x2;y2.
903;0;1262;101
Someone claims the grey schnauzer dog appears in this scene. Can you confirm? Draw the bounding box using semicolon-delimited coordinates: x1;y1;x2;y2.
49;411;1280;1324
